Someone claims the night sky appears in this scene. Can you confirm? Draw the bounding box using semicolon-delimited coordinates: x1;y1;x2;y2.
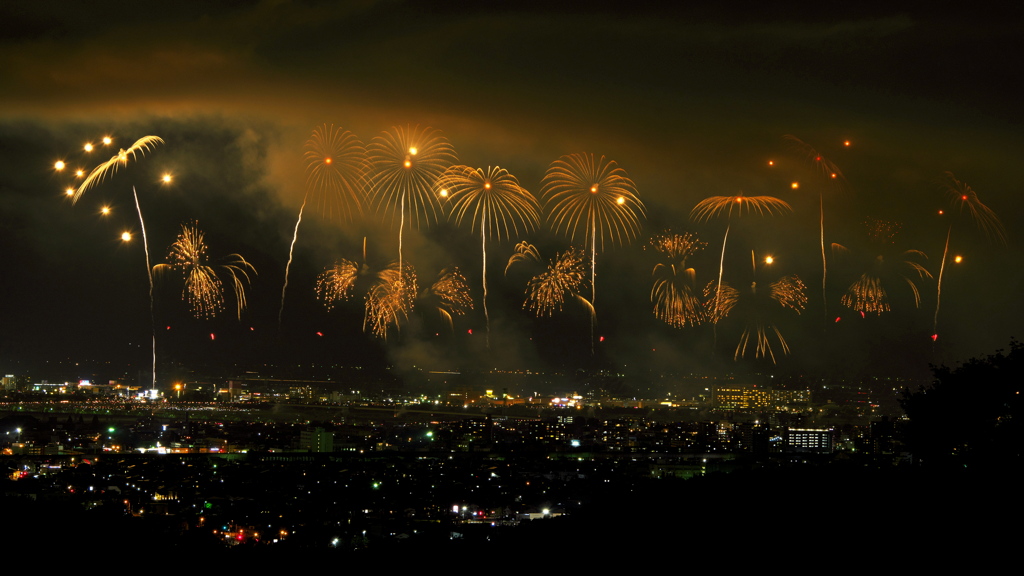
1;2;1021;386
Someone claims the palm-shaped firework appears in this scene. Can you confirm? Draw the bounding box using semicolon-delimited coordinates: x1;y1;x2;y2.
366;125;457;270
541;153;644;349
931;172;1007;340
834;220;932;315
783;135;848;316
155;223;256;320
280;125;367;326
690;194;791;327
440;165;539;344
649;231;707;328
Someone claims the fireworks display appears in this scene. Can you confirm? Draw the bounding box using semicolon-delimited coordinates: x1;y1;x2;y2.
36;125;1010;374
155;223;256;319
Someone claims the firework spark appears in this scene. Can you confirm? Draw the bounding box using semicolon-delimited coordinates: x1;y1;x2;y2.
155;223;256;320
932;173;1006;340
649;231;707;328
441;165;539;343
72;136;164;204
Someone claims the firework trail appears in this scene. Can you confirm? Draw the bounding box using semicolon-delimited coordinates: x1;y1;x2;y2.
541;153;644;351
931;172;1007;341
279;197;306;325
834;220;932;315
366;125;457;275
691;194;791;344
280;125;367;327
133;187;156;390
155;222;256;319
783;135;848;318
649;231;707;328
440;165;539;345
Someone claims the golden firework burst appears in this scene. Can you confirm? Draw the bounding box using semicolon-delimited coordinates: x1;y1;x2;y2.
155;223;256;320
649;231;707;328
304;124;368;221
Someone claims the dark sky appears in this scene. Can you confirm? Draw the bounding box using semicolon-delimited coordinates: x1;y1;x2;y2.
1;1;1021;386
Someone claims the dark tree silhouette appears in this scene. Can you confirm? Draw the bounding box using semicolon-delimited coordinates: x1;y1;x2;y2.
901;340;1022;469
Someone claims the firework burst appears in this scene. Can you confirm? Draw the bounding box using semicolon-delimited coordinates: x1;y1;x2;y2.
440;165;539;343
835;220;932;314
705;274;807;364
304;124;368;222
508;245;590;318
364;262;418;340
315;259;362;310
422;267;474;332
72;136;164;204
66;134;165;390
315;238;418;340
155;223;256;320
366;125;457;271
649;231;707;328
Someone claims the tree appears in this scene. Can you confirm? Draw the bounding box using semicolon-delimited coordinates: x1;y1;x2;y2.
901;341;1022;469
